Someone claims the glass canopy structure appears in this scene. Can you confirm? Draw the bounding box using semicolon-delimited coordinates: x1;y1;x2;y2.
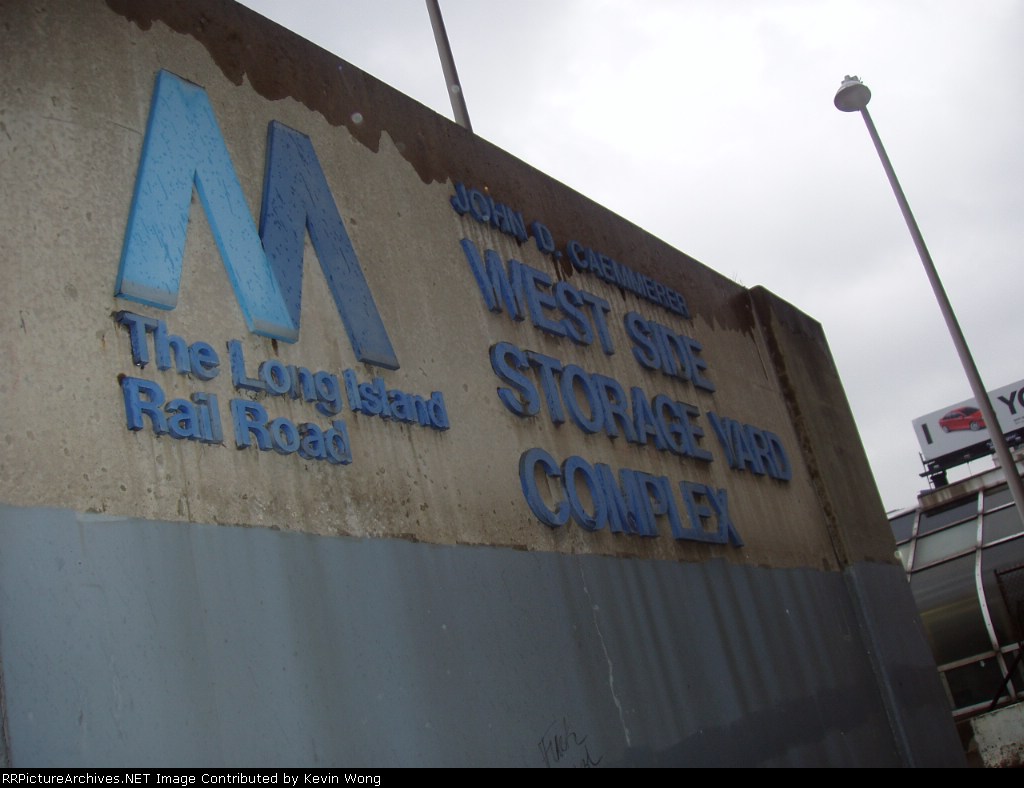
890;465;1024;718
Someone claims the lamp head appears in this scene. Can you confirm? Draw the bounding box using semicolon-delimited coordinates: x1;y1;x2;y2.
834;75;871;112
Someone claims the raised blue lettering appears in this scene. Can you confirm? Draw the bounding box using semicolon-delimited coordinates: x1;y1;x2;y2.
116;71;295;341
259;121;397;368
519;447;569;528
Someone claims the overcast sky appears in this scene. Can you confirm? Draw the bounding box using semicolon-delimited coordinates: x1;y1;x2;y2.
237;0;1023;513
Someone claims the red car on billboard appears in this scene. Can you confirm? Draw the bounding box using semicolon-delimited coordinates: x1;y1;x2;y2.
939;406;986;433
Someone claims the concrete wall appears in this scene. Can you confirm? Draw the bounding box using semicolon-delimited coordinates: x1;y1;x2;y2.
969;703;1024;768
0;0;962;766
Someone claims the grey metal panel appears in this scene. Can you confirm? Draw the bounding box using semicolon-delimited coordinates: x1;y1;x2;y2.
0;504;960;766
844;561;967;766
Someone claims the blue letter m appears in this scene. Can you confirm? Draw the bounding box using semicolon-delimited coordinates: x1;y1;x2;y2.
116;70;398;370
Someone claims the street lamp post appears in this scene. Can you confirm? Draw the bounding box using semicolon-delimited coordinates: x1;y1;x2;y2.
426;0;473;132
834;75;1024;519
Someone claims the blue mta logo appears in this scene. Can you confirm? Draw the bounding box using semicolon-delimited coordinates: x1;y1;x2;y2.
116;70;398;370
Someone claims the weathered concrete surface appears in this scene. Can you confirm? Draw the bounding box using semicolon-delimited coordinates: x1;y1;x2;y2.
970;704;1024;765
0;0;895;569
969;703;1024;768
749;287;896;566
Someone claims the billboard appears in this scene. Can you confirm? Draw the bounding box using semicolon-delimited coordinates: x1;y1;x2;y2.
913;379;1024;465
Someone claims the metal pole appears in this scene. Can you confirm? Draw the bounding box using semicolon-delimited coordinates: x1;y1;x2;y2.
857;105;1024;520
425;0;473;132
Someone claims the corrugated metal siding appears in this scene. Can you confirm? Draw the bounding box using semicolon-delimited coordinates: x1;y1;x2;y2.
0;504;960;766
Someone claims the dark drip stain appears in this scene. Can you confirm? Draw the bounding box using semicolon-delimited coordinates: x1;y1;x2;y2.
105;0;755;336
